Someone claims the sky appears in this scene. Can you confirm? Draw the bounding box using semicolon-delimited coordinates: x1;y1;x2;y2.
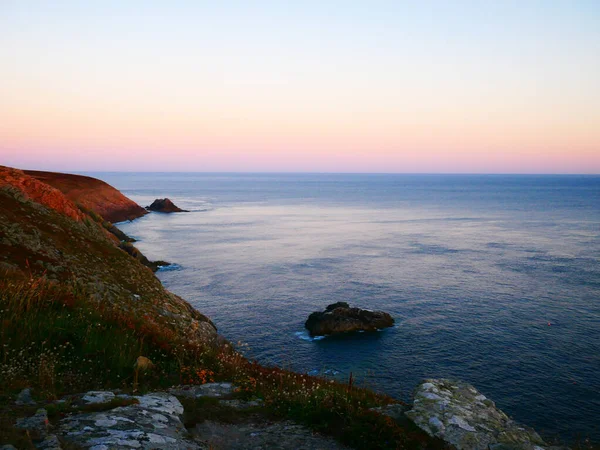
0;1;599;173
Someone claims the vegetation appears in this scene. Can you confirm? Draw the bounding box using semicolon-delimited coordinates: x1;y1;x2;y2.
0;272;447;449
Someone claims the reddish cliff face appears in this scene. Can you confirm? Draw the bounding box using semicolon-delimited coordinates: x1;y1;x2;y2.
24;170;147;223
0;166;86;221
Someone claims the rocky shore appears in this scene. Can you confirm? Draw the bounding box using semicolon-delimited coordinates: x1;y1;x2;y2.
7;379;559;450
0;165;570;449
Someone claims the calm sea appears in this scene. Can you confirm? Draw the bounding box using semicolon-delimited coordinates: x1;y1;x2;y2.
92;173;600;442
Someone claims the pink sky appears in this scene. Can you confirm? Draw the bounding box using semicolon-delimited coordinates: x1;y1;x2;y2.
1;1;599;173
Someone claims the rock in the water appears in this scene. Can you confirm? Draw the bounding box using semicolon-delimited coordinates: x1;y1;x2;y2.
59;392;198;449
405;379;547;450
146;198;188;213
305;302;394;336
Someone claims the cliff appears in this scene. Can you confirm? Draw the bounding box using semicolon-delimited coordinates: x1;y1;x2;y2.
24;169;148;223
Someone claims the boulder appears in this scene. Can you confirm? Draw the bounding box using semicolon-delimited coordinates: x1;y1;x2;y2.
58;392;200;449
15;387;36;406
15;408;49;440
405;379;547;450
305;302;394;336
169;382;236;399
146;198;188;213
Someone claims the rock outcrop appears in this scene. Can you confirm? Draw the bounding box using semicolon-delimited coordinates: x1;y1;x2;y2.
118;241;170;272
404;379;548;450
24;169;148;222
146;198;189;213
305;302;394;336
0;166;86;221
13;385;348;450
59;392;199;449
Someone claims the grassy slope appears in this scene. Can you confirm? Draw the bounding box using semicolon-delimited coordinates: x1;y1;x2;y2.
0;172;445;449
24;169;148;222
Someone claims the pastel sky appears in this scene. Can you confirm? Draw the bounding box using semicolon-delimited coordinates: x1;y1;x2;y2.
1;1;599;173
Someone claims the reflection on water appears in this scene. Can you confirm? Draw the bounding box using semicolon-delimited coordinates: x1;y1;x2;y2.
99;173;600;442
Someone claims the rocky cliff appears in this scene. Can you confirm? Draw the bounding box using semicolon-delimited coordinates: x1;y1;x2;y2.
24;169;148;223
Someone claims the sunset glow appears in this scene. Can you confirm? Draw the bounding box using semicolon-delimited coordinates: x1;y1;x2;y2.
1;1;599;173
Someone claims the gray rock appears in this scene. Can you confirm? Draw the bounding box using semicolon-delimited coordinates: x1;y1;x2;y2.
15;387;36;406
169;383;236;399
370;403;409;422
37;434;63;449
15;408;49;440
405;379;547;450
58;392;199;449
82;391;116;404
192;419;350;449
218;399;263;410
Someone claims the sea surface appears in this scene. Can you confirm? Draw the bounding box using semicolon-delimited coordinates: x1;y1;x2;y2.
92;173;600;442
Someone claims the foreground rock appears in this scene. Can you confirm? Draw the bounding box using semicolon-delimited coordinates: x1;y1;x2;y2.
147;198;189;213
169;382;236;399
15;385;347;450
305;302;394;336
192;419;349;450
405;379;547;450
59;392;199;449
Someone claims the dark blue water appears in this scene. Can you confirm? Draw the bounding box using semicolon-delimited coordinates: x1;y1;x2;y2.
93;173;600;442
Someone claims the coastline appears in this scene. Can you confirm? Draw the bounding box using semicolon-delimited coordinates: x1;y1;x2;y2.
0;166;583;449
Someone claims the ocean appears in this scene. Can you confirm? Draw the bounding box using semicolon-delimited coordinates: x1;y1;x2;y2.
93;173;600;442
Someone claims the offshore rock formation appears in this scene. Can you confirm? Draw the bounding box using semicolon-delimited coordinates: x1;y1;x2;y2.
147;198;189;213
404;379;549;450
305;302;394;336
24;169;148;223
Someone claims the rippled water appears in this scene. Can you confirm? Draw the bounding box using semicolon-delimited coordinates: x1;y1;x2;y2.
95;173;600;442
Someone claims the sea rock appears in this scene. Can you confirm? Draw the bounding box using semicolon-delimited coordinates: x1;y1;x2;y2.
146;198;189;213
58;392;199;449
305;302;394;336
405;379;547;450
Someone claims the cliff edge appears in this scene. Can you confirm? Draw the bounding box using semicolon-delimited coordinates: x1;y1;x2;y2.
24;169;147;223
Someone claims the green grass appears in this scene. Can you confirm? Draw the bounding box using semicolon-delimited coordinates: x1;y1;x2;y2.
0;273;446;449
